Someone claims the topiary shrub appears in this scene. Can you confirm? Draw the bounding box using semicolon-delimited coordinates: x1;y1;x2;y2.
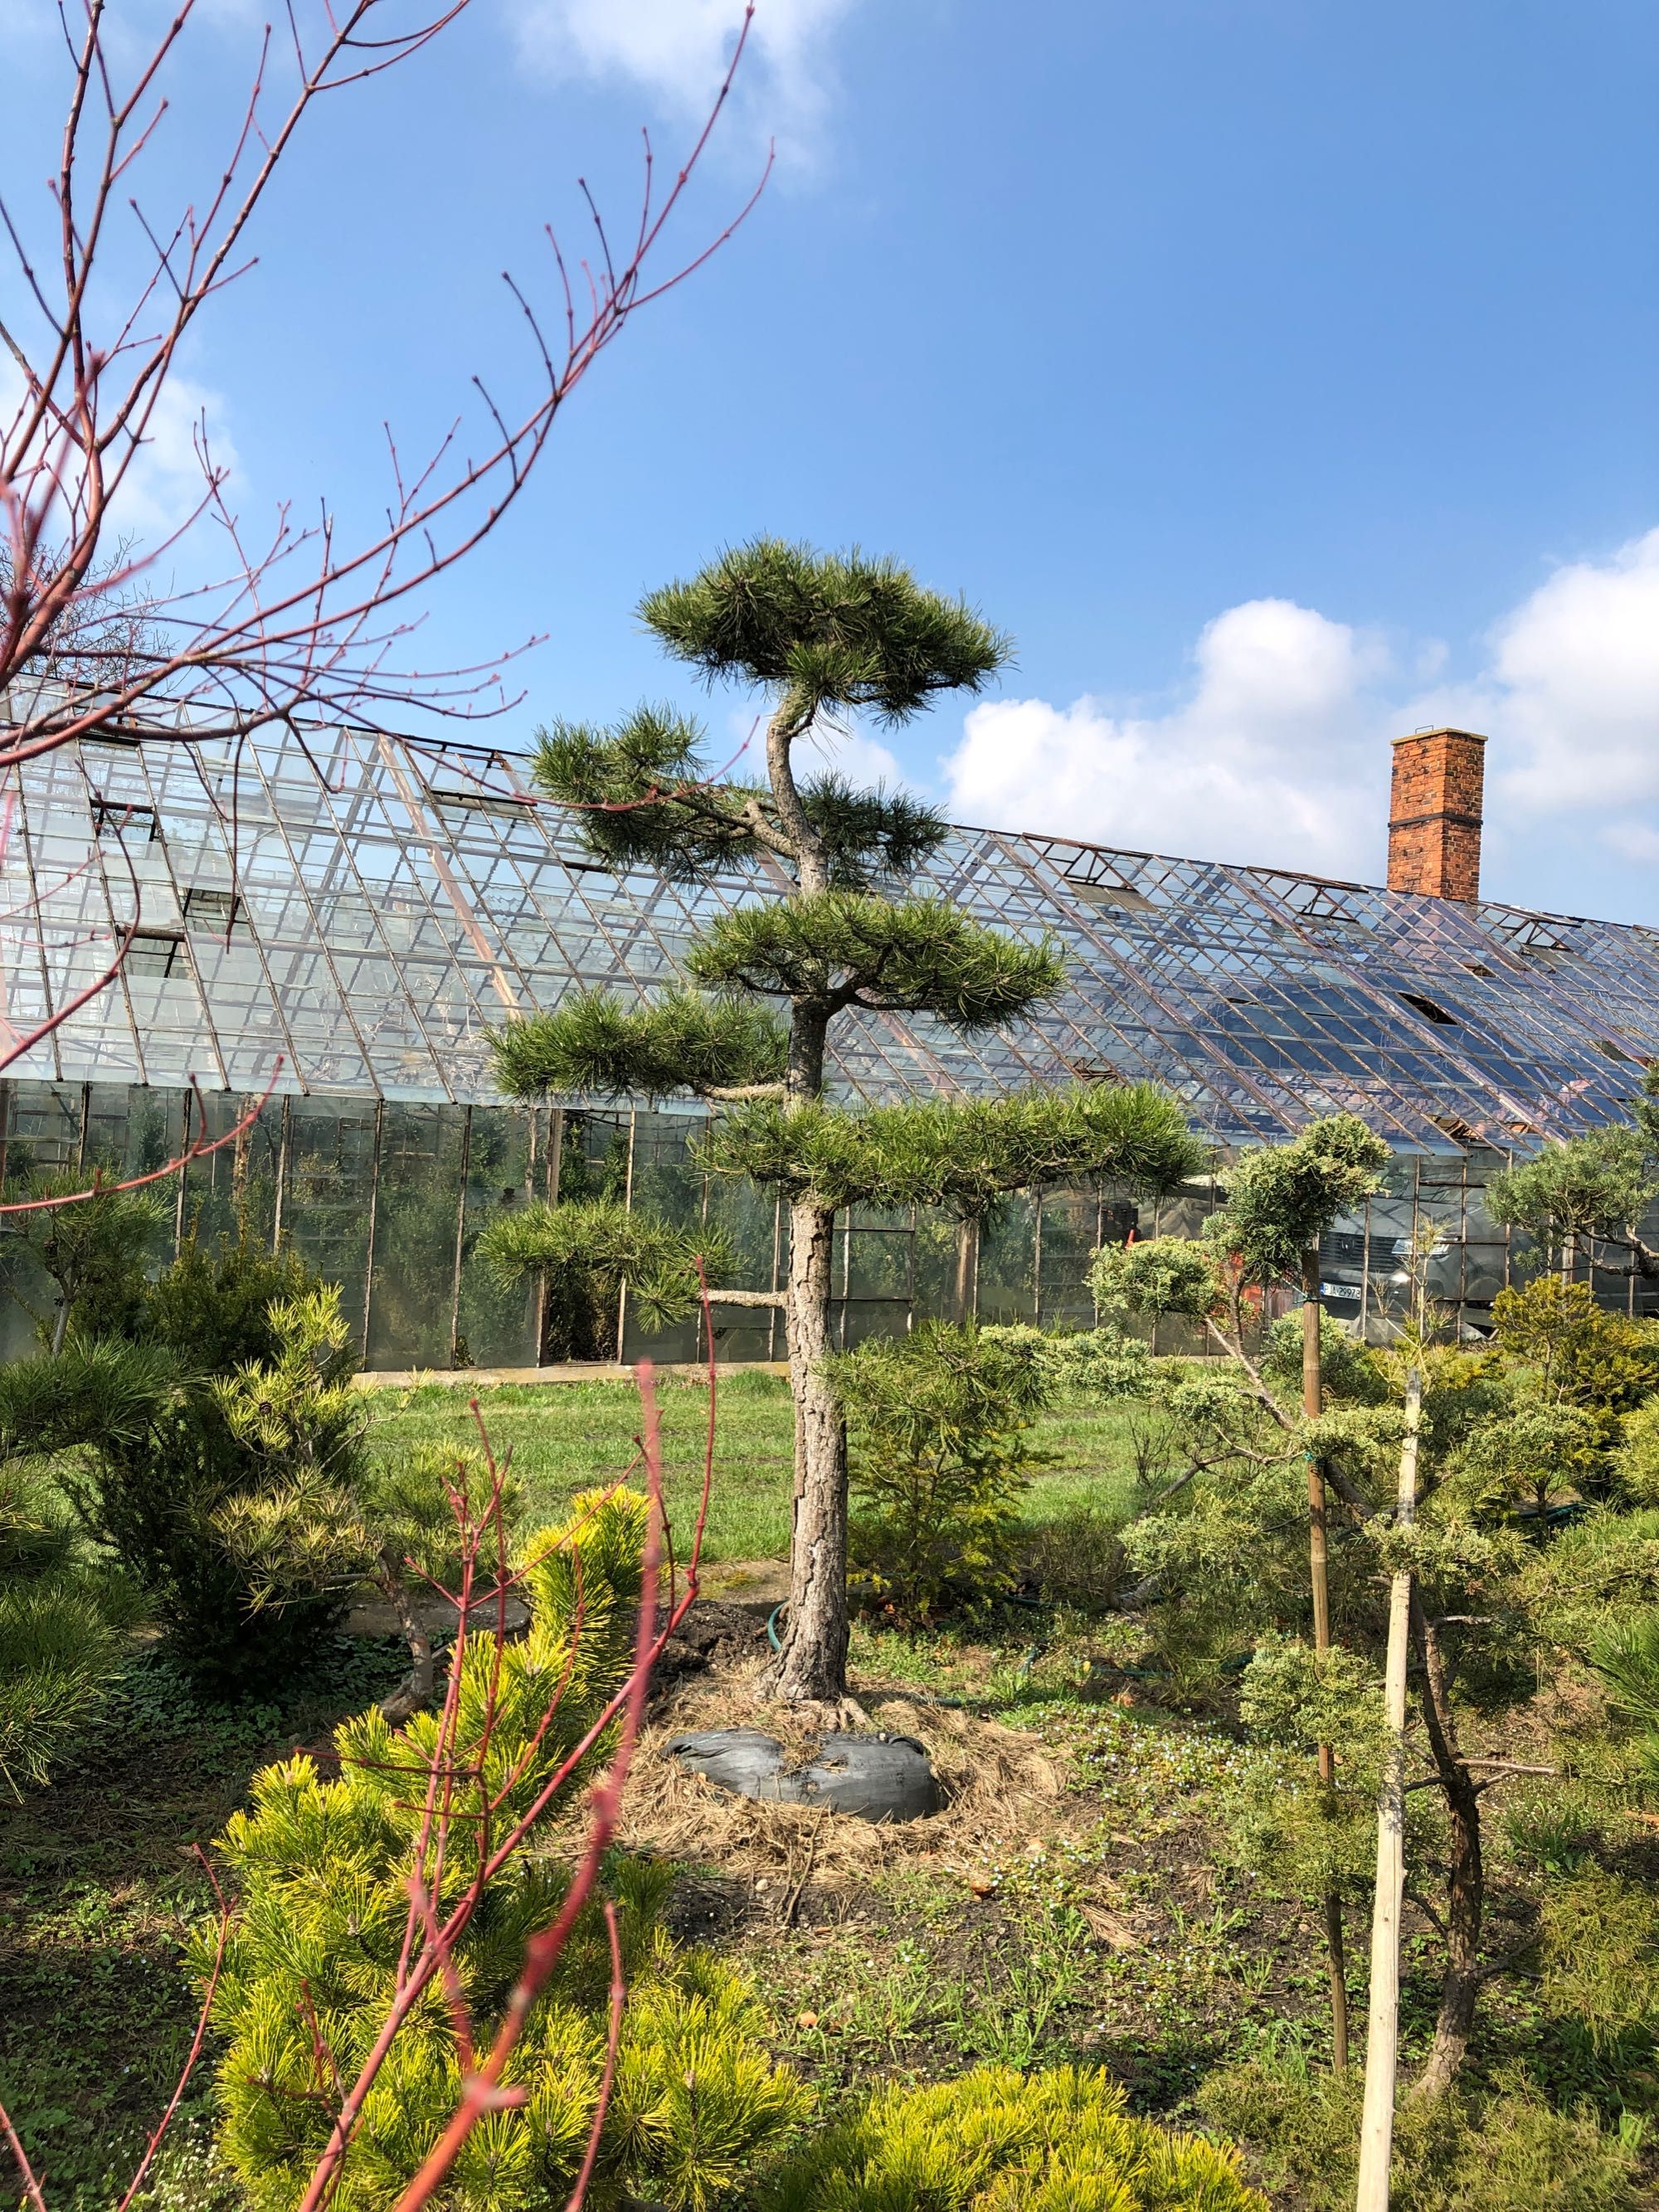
194;1485;810;2210
833;1321;1051;1624
757;2065;1266;2211
475;1197;734;1362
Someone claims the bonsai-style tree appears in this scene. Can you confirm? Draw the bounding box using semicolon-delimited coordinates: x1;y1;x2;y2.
1486;1127;1658;1284
490;540;1202;1707
474;1197;737;1363
1092;1111;1390;2073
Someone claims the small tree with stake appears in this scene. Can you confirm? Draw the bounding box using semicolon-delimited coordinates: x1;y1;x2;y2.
490;539;1203;1709
1092;1112;1390;2074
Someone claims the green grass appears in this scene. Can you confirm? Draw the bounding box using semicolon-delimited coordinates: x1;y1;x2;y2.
364;1372;1145;1563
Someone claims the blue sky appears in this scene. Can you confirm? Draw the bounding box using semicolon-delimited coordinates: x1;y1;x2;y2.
7;0;1658;916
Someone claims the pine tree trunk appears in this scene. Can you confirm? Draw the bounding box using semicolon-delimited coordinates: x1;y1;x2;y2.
953;1215;979;1324
379;1562;435;1725
1410;1604;1484;2100
763;1197;850;1704
1303;1250;1350;2077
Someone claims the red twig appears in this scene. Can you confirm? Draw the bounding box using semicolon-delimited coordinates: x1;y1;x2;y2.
0;1060;283;1214
112;1845;232;2212
0;2100;49;2212
2;0;765;1065
564;1903;626;2212
386;1359;669;2206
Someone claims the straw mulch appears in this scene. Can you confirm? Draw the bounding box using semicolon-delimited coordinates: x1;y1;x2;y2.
613;1651;1078;1894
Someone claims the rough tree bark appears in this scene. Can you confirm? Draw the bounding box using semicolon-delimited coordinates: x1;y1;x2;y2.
758;711;856;1708
765;1198;852;1706
1409;1602;1485;2100
953;1216;980;1325
379;1566;436;1727
1302;1249;1350;2076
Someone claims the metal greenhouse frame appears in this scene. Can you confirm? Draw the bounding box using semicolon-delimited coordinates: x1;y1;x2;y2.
3;709;1657;1367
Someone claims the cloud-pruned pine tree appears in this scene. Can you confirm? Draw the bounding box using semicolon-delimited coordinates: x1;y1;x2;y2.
491;540;1199;1708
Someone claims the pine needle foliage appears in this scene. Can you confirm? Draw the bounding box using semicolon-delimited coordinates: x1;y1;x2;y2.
216;1443;518;1618
489;986;787;1105
0;1172;168;1350
638;537;1010;723
831;1322;1052;1621
532;709;947;887
0;1588;120;1791
1206;1113;1391;1286
1090;1233;1228;1324
0;1404;134;1792
212;1286;365;1475
474;1198;736;1331
1486;1130;1657;1266
1089;1116;1388;1327
7;1266;359;1684
0;1523;125;1794
756;2064;1266;2212
685;892;1063;1030
195;1486;810;2211
707;1082;1201;1216
1589;1609;1659;1779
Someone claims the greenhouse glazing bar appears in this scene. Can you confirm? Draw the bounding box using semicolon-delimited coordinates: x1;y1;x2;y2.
4;1077;1657;1373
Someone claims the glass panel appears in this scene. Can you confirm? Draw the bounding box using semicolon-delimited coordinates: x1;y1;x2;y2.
365;1105;467;1369
455;1106;539;1368
978;1191;1037;1325
281;1100;377;1334
178;1090;283;1250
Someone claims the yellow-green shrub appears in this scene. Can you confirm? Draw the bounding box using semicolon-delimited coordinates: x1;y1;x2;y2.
194;1486;809;2210
757;2065;1266;2211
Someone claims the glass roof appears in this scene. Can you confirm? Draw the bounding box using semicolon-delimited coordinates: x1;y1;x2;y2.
2;709;1654;1154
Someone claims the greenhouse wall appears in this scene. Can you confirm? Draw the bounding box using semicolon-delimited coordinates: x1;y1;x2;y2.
4;1078;1659;1369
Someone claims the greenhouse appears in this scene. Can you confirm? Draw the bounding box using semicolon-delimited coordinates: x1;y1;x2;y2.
3;711;1658;1368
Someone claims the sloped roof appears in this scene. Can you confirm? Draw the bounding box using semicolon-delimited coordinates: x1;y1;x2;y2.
2;712;1655;1152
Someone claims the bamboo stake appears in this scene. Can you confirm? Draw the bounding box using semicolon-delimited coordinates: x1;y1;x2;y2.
1355;1364;1422;2211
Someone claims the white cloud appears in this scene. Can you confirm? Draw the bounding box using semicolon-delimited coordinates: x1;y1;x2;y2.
1604;821;1659;866
1403;527;1659;831
800;722;904;790
109;375;240;551
936;528;1659;892
2;362;236;562
942;599;1394;878
509;0;857;153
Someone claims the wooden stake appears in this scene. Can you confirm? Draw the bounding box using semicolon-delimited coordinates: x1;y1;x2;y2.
1355;1365;1422;2211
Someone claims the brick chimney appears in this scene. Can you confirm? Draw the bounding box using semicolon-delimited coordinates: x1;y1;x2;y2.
1387;728;1487;901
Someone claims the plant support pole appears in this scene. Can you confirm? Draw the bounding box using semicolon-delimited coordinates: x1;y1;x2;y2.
1355;1365;1422;2211
1304;1247;1350;2076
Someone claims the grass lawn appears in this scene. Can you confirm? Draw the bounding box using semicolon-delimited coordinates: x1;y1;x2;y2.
365;1370;1146;1563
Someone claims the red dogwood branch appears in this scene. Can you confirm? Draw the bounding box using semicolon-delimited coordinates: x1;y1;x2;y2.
114;1846;233;2212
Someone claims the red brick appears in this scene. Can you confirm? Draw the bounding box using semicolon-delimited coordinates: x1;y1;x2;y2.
1387;730;1486;901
